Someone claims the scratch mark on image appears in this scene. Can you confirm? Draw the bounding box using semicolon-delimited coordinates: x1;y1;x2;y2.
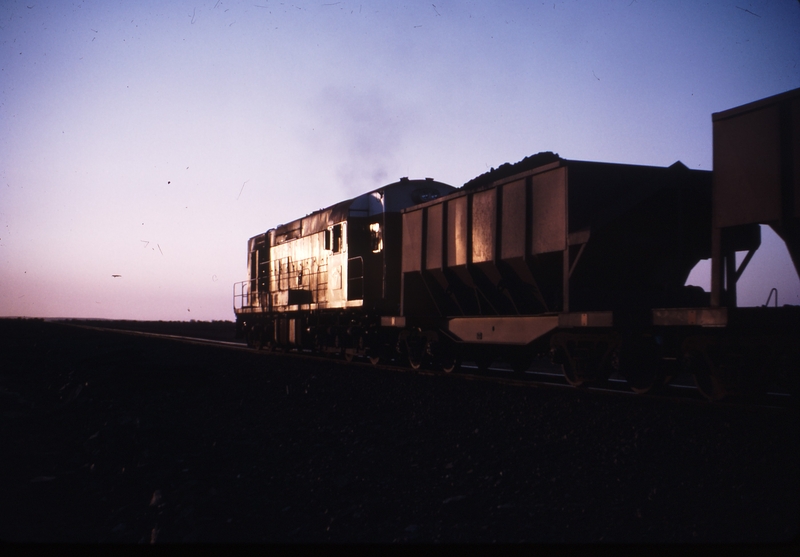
592;70;600;81
112;274;122;278
237;180;250;200
432;4;440;16
191;8;196;24
141;240;149;248
735;6;760;17
158;244;163;255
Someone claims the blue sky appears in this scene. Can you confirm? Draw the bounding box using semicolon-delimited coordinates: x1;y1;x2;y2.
1;0;799;320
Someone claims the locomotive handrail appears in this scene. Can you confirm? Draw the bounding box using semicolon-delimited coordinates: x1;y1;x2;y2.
233;279;257;310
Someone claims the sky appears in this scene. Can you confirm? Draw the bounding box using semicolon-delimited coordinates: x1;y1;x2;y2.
1;0;799;321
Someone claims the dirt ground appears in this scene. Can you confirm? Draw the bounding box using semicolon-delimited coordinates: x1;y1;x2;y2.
0;319;798;545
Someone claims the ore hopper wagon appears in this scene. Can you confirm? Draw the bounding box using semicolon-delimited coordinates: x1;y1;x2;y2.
390;156;729;391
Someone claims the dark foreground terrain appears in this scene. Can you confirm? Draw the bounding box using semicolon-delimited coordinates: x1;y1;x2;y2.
0;319;798;544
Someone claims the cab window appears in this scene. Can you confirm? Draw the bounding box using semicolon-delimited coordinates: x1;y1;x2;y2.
332;224;342;253
369;222;383;253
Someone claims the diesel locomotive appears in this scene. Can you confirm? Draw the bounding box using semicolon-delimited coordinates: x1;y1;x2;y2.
233;177;456;359
234;88;800;401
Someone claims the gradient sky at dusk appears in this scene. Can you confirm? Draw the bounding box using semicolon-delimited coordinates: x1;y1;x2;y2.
2;0;799;320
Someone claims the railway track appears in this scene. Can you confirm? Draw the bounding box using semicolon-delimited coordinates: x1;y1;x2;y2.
65;323;794;412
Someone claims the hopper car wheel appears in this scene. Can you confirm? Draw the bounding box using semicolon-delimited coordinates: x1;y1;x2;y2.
408;345;424;369
509;351;533;375
618;338;666;395
440;353;461;374
552;345;585;387
369;355;381;366
685;344;768;402
627;367;667;395
684;351;727;402
441;360;460;373
561;361;586;388
430;340;460;373
474;354;493;373
405;333;426;370
344;350;355;363
776;349;799;397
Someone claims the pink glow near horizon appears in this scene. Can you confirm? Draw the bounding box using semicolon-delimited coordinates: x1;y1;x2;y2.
2;1;799;320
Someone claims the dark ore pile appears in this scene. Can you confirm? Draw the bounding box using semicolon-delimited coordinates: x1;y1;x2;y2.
0;319;797;544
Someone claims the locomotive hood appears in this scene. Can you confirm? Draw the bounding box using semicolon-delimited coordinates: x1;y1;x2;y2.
271;178;456;243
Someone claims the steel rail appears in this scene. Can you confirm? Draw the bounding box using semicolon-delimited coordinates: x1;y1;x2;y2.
59;323;794;412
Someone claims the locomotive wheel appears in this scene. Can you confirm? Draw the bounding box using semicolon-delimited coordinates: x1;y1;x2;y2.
332;334;345;359
369;355;381;366
344;350;355;363
246;330;262;350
